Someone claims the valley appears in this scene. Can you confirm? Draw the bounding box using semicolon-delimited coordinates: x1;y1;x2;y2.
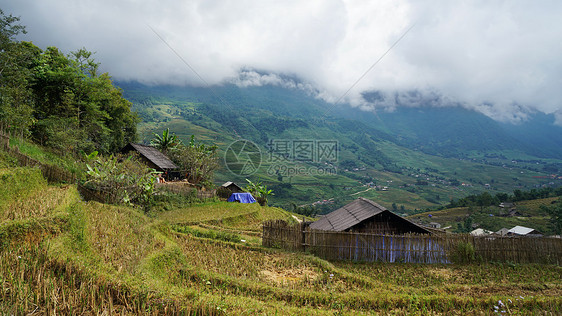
119;82;562;215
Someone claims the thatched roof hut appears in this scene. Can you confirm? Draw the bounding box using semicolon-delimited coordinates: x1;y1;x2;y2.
309;197;431;235
121;143;178;174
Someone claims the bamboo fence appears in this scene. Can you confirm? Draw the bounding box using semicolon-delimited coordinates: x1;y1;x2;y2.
262;220;307;251
76;184;114;203
262;220;562;264
0;136;76;184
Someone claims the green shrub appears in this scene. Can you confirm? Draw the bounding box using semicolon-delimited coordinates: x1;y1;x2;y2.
82;153;158;209
449;241;476;264
245;179;273;206
167;135;219;187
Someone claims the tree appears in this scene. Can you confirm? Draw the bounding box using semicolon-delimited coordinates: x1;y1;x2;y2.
495;192;509;203
0;9;26;47
1;10;137;154
456;216;473;233
151;128;180;153
541;198;562;235
168;135;219;187
0;10;34;136
476;192;494;211
28;46;138;154
245;178;274;206
83;153;159;210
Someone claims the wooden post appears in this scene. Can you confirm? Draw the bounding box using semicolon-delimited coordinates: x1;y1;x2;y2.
301;222;306;252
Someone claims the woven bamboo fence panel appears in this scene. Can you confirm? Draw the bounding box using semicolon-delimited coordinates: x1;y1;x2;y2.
263;220;562;264
263;220;307;251
76;184;114;203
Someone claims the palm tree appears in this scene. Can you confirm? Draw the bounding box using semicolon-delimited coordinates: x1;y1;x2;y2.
151;128;180;153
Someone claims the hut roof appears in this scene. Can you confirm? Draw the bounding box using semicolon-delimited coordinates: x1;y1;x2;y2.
221;181;243;191
470;228;493;236
309;197;430;233
495;228;510;236
508;225;541;236
122;143;178;171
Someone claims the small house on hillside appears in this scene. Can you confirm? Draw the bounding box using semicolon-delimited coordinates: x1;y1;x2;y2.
428;222;442;229
499;202;515;208
495;228;510;236
221;181;244;193
507;225;542;237
470;228;493;236
217;181;244;199
121;143;179;179
309;197;431;234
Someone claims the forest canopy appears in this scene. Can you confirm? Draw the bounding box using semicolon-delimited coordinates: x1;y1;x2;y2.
0;9;137;155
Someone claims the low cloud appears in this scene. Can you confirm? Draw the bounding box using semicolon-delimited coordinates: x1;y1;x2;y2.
4;0;562;123
229;70;318;96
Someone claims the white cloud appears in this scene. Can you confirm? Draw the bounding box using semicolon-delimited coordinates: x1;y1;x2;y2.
3;0;562;123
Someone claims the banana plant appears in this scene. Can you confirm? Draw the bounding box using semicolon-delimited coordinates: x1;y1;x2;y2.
151;128;181;152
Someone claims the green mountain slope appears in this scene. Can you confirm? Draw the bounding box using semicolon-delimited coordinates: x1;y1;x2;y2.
118;81;562;212
409;196;559;235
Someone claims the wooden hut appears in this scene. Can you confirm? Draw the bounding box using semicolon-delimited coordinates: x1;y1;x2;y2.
121;143;179;179
507;225;542;237
221;181;244;193
217;181;244;199
309;197;431;234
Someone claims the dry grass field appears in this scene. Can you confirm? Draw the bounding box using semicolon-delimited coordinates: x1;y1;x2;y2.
1;163;562;314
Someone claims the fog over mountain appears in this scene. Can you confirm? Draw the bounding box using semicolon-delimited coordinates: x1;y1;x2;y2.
3;0;562;124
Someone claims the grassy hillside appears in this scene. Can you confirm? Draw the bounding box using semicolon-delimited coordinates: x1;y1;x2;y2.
410;197;558;234
118;82;562;214
2;148;562;314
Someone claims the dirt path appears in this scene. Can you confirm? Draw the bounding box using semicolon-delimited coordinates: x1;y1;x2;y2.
350;187;372;196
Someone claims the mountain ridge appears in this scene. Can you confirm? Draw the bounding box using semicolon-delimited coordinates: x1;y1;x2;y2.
117;80;562;210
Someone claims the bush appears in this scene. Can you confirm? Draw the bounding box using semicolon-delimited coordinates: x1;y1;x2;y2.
245;179;273;206
449;241;475;264
82;153;158;209
167;135;219;187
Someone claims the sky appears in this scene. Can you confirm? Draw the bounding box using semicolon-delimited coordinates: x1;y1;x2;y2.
2;0;562;124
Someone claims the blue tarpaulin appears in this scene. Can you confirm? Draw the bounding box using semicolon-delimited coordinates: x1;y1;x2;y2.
227;192;257;203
